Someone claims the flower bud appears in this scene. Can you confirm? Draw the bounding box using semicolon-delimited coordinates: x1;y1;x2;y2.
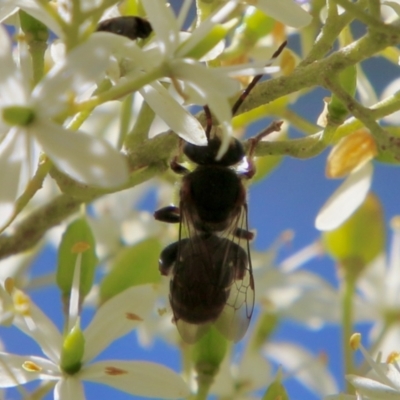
57;218;97;300
327;65;357;124
326;130;377;178
322;193;385;266
60;324;85;374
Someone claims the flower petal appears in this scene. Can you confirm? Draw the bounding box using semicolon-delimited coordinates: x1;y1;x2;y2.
13;297;62;363
142;0;180;55
347;375;400;399
315;162;373;231
0;129;25;221
81;360;190;399
0;25;28;105
0;352;59;387
54;377;85;400
265;342;338;396
254;0;312;28
140;82;207;145
34;121;129;188
33;34;113;116
83;285;156;362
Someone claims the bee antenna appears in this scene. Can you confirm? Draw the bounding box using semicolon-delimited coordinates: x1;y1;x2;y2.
231;40;288;117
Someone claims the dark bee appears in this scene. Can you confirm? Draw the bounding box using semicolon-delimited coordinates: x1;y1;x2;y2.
97;16;152;40
154;42;287;343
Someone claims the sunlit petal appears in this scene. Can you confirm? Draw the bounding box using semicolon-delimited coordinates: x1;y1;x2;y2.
142;0;180;55
0;26;28;105
83;285;156;362
0;129;25;221
13;299;62;363
347;374;400;399
34;121;129;188
315;162;373;231
140;82;207;145
0;353;59;387
33;35;113;116
81;360;190;399
54;377;85;400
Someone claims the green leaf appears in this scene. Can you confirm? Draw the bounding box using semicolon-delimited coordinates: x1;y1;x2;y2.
322;193;386;266
99;238;162;303
57;218;98;299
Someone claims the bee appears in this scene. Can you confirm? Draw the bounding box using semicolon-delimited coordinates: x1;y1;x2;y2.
97;16;152;40
154;42;287;343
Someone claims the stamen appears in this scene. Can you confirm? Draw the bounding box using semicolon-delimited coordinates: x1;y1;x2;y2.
105;366;128;375
22;361;42;372
71;242;90;253
126;312;143;321
13;289;31;316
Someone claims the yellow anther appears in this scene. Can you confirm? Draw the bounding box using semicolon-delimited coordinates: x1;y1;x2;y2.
71;242;90;254
12;289;31;315
390;216;400;231
350;333;361;351
387;351;400;364
22;361;42;372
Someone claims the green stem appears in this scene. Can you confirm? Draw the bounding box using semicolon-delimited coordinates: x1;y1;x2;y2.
341;271;356;393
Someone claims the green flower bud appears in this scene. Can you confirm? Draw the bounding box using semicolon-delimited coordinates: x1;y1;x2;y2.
192;327;228;394
99;238;162;303
57;218;98;300
327;65;357;124
2;106;35;126
60;324;85;374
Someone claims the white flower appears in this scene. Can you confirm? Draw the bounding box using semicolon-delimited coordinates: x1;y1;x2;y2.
326;334;400;400
265;342;338;397
101;0;280;153
0;26;129;221
0;276;189;399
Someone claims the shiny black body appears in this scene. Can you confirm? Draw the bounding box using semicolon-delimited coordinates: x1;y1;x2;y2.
160;235;248;325
97;16;152;40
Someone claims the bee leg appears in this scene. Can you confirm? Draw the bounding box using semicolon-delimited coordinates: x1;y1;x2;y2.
154;206;180;223
170;159;189;175
234;227;254;241
243;120;284;179
159;241;180;276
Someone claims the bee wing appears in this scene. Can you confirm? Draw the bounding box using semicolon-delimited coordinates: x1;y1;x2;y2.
214;204;255;342
214;261;255;342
